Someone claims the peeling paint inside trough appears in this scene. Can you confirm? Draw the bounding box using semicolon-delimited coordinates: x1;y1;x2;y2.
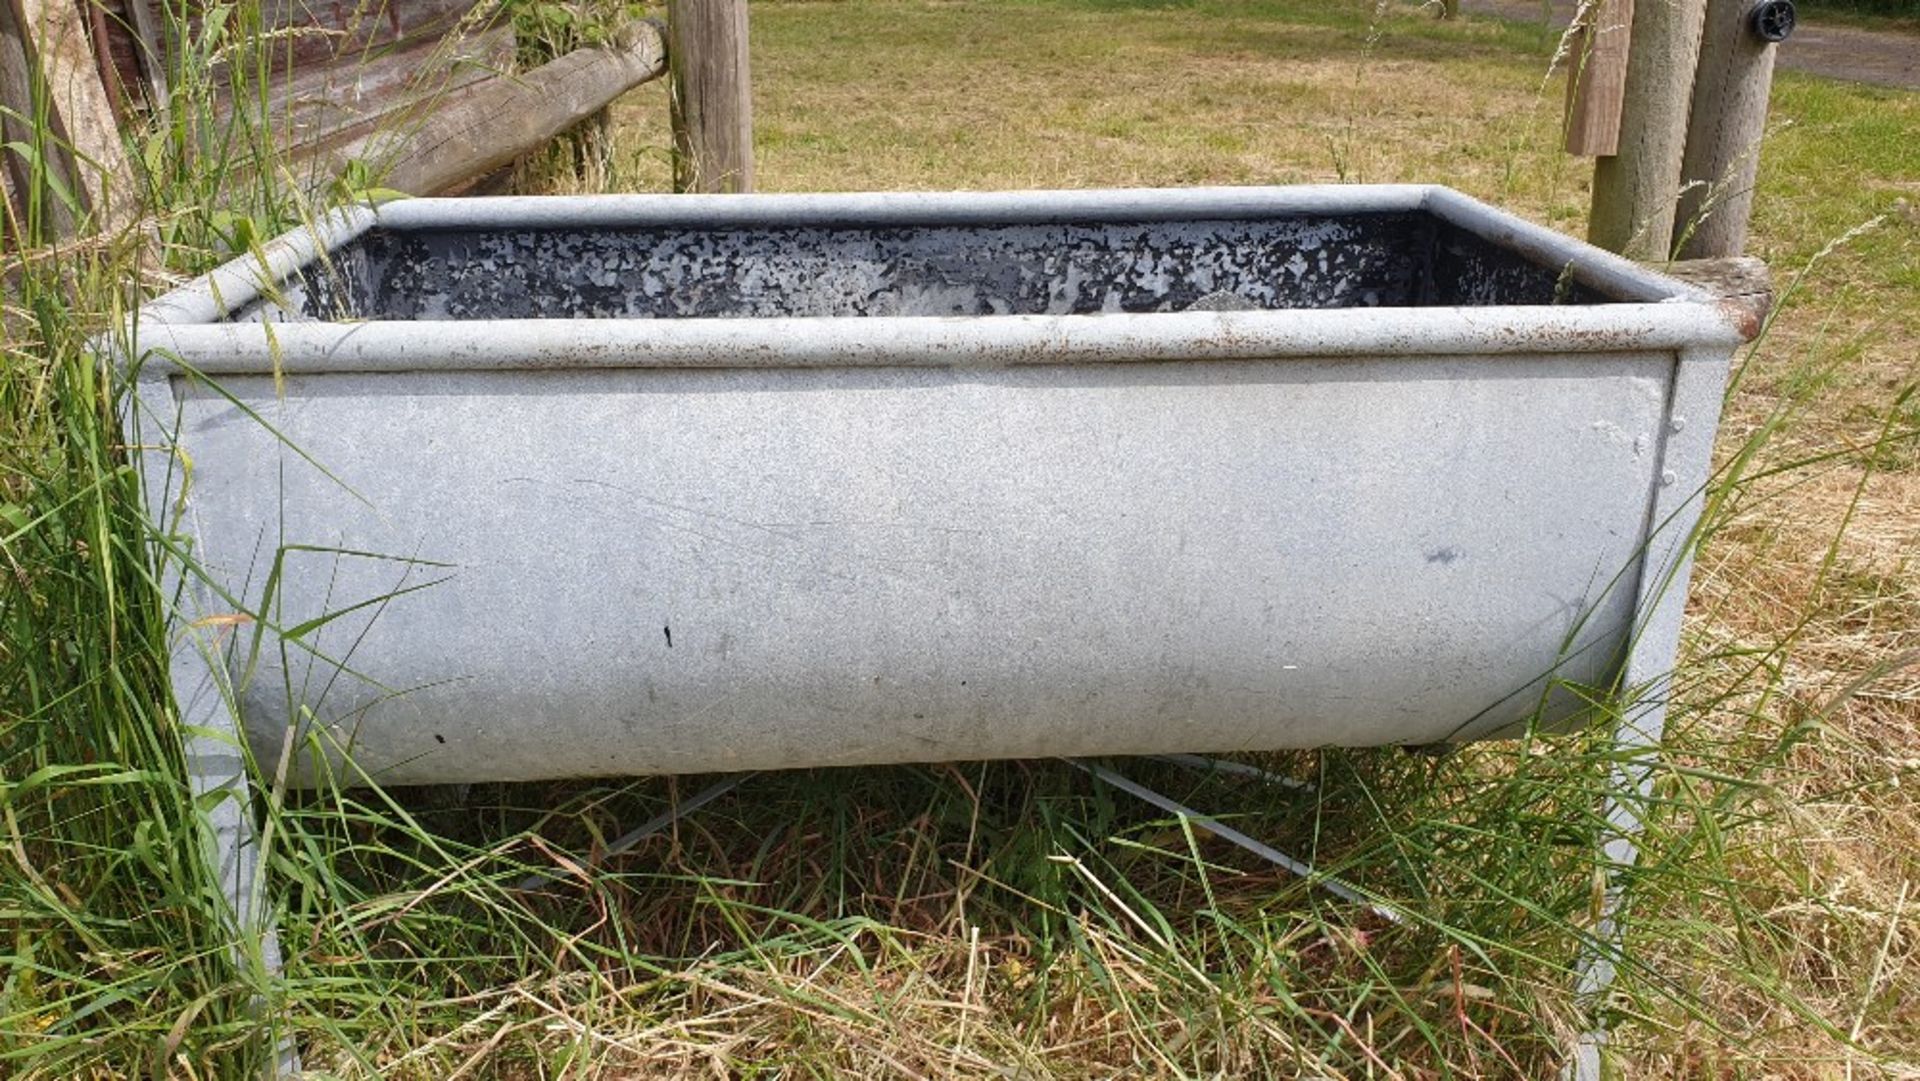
133;187;1740;787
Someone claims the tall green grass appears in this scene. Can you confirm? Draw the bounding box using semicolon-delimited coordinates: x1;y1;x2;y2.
4;1;1916;1077
1;3;310;1073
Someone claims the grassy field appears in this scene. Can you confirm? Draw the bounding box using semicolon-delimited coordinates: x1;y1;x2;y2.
3;0;1917;1077
1796;0;1920;33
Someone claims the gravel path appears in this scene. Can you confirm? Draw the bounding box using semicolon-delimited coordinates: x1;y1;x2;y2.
1459;0;1919;91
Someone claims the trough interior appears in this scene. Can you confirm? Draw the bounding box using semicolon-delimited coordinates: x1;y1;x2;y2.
238;210;1616;322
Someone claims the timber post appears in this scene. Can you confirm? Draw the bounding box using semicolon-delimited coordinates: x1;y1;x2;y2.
667;0;754;194
1675;0;1793;258
1588;0;1709;260
1564;0;1634;157
0;0;134;240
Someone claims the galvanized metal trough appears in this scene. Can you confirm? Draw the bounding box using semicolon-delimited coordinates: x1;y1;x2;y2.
129;186;1746;790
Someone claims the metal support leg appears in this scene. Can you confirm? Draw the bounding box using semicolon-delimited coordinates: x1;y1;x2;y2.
1568;693;1671;1081
1565;343;1730;1079
172;614;300;1078
515;772;756;891
1071;757;1406;925
139;366;297;1077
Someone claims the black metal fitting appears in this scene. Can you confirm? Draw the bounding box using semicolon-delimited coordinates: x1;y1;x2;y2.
1749;0;1795;43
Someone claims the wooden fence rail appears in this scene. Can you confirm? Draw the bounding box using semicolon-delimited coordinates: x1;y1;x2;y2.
2;0;754;245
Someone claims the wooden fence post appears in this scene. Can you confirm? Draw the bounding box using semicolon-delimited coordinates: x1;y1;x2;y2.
667;0;753;194
1588;0;1708;259
1675;0;1783;258
0;0;52;239
0;0;133;239
1563;0;1633;157
122;0;173;116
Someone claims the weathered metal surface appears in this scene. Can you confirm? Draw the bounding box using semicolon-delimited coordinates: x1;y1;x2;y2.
239;211;1608;321
129;186;1743;787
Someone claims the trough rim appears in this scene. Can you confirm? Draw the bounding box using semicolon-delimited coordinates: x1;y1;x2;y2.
129;184;1750;374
